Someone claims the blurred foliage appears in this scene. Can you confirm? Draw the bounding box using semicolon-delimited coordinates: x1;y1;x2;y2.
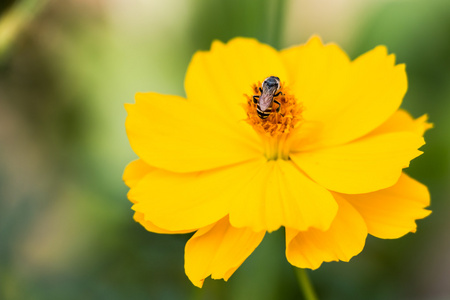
0;0;16;15
0;0;48;59
0;0;449;299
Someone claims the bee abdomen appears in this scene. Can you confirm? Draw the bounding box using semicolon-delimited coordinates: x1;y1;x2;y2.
257;106;272;119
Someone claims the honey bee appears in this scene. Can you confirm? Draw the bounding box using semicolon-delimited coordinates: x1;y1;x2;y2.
252;76;282;119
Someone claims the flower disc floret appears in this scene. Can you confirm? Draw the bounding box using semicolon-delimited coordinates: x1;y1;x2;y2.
245;82;303;137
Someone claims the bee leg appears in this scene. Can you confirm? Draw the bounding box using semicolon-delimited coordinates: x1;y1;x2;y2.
252;95;260;104
274;91;283;97
259;87;263;93
274;99;281;113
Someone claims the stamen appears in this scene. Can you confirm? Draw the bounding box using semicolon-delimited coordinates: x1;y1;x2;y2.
244;81;303;160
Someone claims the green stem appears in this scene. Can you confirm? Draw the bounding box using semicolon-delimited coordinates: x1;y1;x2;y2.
271;0;287;49
294;268;318;300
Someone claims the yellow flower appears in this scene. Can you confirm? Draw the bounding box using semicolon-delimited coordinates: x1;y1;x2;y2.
123;36;431;288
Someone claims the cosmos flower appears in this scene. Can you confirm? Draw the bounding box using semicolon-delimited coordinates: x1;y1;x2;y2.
123;36;431;288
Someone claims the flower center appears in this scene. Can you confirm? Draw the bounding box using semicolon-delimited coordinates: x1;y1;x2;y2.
244;79;303;160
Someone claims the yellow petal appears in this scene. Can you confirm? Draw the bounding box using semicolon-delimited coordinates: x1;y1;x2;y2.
125;93;262;173
185;217;265;288
185;38;288;122
293;110;431;152
285;196;367;270
229;160;338;232
123;159;153;189
291;132;424;194
129;158;267;231
367;109;433;138
133;212;194;234
124;161;194;234
282;37;407;149
341;173;431;239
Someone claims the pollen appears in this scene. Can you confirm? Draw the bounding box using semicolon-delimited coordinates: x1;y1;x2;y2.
245;81;303;137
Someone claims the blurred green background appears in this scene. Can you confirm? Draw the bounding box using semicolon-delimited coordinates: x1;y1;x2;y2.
0;0;449;299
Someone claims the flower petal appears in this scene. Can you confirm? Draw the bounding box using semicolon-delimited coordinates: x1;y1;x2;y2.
185;217;265;288
366;109;433;138
291;132;424;194
341;173;431;239
125;93;262;173
123;159;153;189
185;38;288;122
133;212;194;234
229;160;338;232
282;36;407;149
285;196;367;270
129;158;267;231
124;161;194;234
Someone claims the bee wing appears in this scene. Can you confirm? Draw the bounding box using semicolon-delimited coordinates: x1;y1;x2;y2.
259;94;273;112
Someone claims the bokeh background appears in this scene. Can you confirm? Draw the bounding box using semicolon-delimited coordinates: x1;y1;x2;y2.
1;0;449;299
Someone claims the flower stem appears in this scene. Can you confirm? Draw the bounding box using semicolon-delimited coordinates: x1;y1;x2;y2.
294;267;318;300
271;0;287;49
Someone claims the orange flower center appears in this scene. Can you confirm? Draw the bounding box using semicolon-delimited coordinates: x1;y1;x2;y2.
244;80;303;160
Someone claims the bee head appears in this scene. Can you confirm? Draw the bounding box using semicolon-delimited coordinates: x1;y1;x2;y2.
262;76;281;92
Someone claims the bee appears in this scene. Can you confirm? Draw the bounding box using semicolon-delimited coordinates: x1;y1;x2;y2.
252;76;282;119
